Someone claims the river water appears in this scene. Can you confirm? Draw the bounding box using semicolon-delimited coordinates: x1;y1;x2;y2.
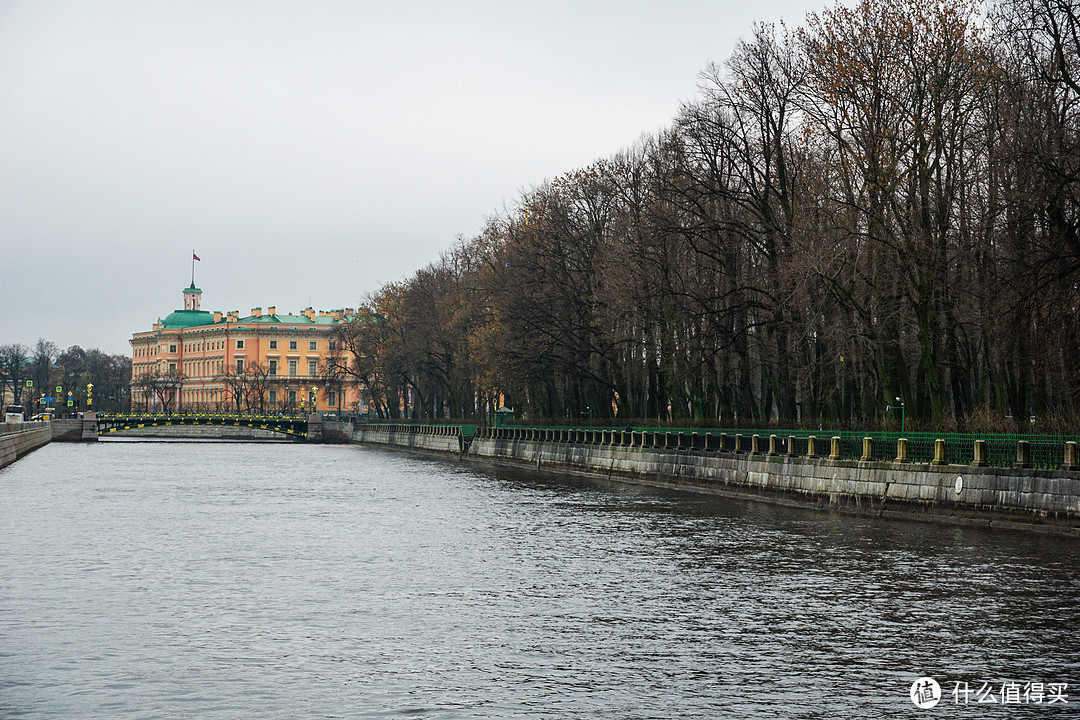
1;440;1078;718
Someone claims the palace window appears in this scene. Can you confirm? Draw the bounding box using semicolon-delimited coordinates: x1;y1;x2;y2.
289;340;297;350
269;390;277;405
269;340;277;350
269;360;277;375
288;359;297;376
236;359;244;373
309;341;317;351
308;359;318;376
236;340;244;350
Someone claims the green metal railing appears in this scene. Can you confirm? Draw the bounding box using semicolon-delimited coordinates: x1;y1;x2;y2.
350;419;1080;470
95;411;311;437
461;423;1080;470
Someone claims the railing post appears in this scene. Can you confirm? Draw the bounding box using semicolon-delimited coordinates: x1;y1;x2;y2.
972;439;987;467
806;435;817;459
751;434;761;455
787;435;797;457
932;438;947;465
768;434;778;456
861;437;873;462
1064;441;1078;471
829;436;841;460
1015;440;1032;469
895;438;908;463
734;433;743;453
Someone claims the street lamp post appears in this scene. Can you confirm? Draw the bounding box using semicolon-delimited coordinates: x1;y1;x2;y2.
886;397;905;435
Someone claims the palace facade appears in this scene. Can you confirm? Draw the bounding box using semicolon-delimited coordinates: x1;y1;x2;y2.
130;284;362;414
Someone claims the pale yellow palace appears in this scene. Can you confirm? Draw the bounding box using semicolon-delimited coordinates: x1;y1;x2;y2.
130;284;362;414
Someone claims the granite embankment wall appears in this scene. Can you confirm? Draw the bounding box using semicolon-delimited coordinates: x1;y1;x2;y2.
0;423;53;470
107;424;294;441
340;423;1080;535
51;417;98;441
342;423;465;454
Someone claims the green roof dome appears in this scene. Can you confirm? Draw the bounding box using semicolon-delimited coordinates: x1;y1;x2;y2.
161;309;214;328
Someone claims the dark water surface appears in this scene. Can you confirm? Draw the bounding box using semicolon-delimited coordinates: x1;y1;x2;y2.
1;441;1077;718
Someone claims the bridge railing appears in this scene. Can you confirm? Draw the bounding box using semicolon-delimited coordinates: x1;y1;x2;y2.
95;412;312;437
97;412;309;421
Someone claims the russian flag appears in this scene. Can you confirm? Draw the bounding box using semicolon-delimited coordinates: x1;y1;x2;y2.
193;252;201;261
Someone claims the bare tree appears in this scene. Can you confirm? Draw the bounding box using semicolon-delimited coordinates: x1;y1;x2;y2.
0;344;31;406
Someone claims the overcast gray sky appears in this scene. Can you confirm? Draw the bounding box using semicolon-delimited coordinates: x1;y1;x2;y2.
2;0;825;356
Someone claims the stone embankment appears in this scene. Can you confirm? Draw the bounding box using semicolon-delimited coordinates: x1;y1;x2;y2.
107;424;291;441
345;423;465;454
331;422;1080;536
1;414;100;469
0;422;54;470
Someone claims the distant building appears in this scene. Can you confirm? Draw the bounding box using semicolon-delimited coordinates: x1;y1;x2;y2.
130;283;362;414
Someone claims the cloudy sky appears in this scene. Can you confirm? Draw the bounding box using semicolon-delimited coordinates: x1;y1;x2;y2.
1;0;826;355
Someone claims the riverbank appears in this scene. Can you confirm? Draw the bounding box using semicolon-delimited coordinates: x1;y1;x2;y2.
337;422;1080;536
0;423;53;470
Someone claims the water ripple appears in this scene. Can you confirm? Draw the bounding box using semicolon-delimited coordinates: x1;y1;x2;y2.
1;442;1078;718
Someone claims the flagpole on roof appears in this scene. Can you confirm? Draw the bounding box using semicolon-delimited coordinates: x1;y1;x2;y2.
191;249;195;286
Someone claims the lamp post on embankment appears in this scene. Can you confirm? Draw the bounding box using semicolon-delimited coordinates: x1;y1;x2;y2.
886;397;905;436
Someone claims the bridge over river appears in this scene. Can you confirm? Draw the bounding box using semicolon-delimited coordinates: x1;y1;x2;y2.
93;412;323;440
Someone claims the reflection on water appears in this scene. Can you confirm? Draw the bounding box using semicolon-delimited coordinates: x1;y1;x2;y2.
1;441;1077;718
